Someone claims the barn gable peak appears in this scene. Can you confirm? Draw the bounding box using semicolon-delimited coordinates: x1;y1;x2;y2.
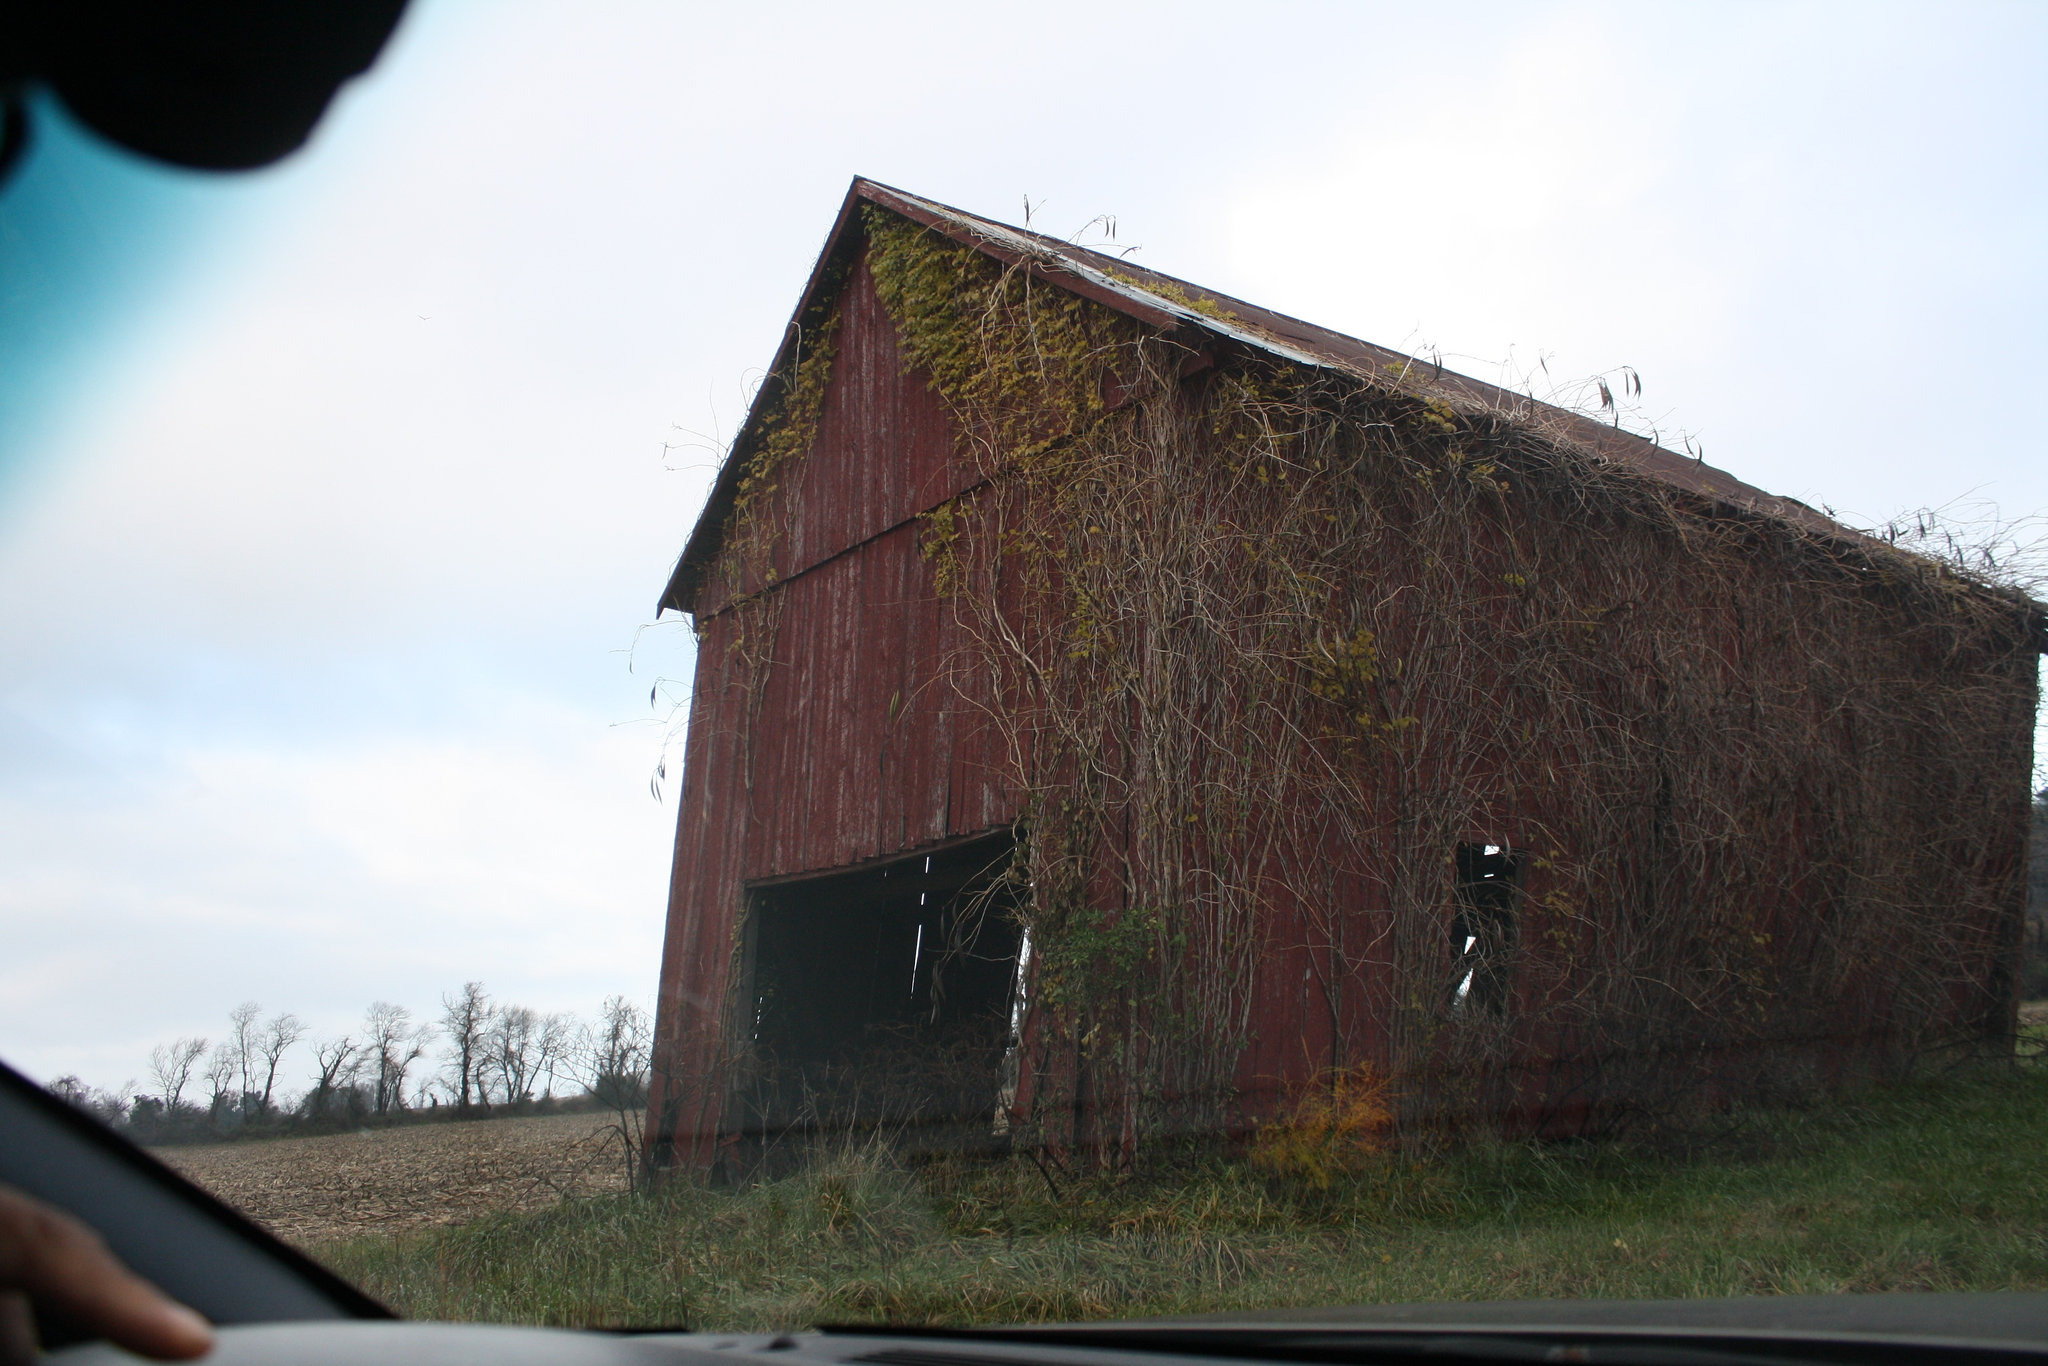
657;177;1853;616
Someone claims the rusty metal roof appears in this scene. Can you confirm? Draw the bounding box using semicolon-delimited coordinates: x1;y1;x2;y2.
659;178;1858;615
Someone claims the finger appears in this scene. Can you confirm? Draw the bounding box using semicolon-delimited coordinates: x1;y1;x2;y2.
0;1291;38;1366
0;1189;213;1360
42;1255;214;1361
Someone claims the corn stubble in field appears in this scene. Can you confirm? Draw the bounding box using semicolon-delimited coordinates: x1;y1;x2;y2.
159;1112;628;1245
312;1067;2048;1330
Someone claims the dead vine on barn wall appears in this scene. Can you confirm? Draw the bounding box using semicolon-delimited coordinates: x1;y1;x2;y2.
712;204;2039;1168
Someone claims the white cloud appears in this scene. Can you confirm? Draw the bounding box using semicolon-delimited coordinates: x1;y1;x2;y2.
1213;4;2048;523
0;689;676;1087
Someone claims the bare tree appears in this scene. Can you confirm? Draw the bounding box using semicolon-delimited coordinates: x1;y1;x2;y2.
46;1077;133;1127
439;982;491;1114
254;1012;305;1113
307;1036;362;1118
147;1037;208;1114
570;996;651;1189
46;1075;89;1107
485;1004;538;1104
364;1002;430;1116
203;1042;239;1120
534;1011;574;1099
226;1001;262;1107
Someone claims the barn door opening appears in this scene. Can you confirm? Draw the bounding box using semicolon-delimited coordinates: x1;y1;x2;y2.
730;830;1023;1164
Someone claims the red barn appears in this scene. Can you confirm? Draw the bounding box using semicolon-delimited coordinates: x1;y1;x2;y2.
646;180;2042;1174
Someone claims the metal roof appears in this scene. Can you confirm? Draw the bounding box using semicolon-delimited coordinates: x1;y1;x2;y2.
658;178;1857;615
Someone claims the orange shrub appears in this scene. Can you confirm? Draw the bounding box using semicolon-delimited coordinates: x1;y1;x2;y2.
1247;1064;1393;1188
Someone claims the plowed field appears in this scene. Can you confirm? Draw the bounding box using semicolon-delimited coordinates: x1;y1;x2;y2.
156;1113;631;1249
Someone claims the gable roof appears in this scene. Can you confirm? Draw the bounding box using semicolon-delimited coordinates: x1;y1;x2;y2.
659;178;1855;615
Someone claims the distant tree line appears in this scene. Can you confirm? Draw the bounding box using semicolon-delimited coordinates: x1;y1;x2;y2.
45;985;650;1150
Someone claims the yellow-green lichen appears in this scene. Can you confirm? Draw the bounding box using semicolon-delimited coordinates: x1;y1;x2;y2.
863;206;1123;467
732;312;843;524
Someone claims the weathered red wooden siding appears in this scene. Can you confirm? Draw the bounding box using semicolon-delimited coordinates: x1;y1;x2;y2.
691;250;978;617
647;247;1016;1164
736;524;1013;877
651;225;2034;1168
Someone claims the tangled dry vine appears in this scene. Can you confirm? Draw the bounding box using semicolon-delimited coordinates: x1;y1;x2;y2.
706;204;2041;1170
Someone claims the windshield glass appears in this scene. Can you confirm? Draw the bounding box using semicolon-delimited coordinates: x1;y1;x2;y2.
3;0;2045;1335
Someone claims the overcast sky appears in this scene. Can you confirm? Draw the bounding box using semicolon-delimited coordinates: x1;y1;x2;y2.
2;0;2043;1096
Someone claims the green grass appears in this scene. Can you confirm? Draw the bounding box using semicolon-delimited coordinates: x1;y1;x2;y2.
319;1063;2048;1331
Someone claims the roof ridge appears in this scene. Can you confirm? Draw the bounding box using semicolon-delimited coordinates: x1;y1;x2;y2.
659;178;1866;614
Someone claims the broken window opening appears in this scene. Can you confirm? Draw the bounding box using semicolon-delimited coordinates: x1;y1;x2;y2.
731;830;1023;1166
1452;841;1524;1016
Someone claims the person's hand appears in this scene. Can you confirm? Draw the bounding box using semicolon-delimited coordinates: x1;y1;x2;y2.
0;1183;213;1364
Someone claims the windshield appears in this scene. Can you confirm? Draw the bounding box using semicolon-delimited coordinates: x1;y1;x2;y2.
3;0;2046;1336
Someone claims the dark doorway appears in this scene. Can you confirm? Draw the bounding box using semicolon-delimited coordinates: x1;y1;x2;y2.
729;830;1023;1163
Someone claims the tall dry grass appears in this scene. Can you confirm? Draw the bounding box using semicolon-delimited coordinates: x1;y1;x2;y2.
323;1063;2048;1330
